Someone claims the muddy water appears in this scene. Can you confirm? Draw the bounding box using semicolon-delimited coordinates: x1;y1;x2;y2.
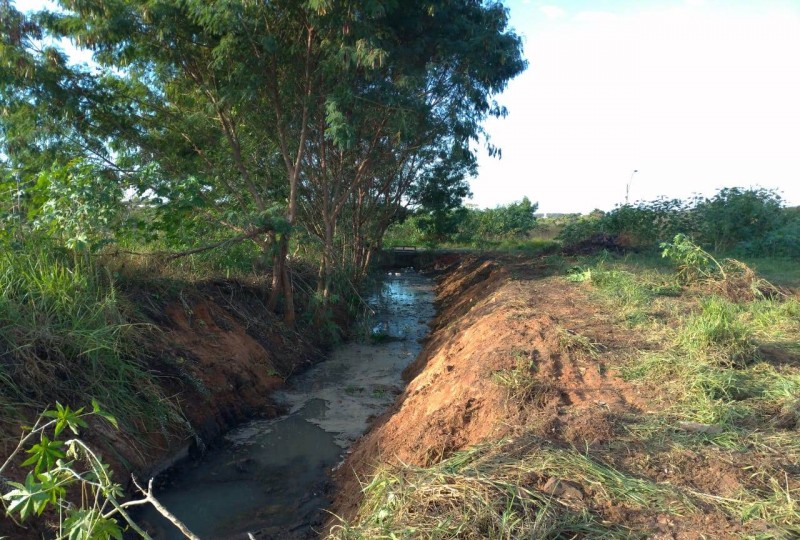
141;271;435;539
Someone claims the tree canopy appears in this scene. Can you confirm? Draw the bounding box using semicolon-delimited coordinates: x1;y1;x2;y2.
1;0;526;323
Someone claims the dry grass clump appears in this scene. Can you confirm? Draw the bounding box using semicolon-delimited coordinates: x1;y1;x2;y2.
492;358;559;406
708;259;788;303
327;440;642;540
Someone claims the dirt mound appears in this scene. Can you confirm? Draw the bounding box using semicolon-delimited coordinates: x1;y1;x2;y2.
330;255;644;524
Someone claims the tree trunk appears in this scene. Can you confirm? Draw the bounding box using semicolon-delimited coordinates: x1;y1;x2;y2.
267;235;296;326
314;217;335;327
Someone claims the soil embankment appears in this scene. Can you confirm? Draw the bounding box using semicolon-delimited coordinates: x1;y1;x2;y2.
331;255;643;520
329;254;797;538
0;278;319;539
112;279;321;474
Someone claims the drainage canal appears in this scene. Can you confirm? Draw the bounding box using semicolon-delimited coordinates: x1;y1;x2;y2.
140;270;435;539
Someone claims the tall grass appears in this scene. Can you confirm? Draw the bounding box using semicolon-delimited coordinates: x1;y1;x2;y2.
677;296;757;364
0;243;181;436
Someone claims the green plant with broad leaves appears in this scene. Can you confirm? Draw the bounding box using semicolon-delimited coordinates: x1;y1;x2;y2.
29;160;124;258
1;402;198;540
660;234;725;284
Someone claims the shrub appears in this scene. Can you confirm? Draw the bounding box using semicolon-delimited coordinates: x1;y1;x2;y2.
694;187;785;252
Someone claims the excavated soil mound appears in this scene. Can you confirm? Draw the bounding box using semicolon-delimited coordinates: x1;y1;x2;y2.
330;255;644;523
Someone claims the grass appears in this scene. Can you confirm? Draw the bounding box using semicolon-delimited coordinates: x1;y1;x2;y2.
327;439;642;539
585;257;800;534
492;357;557;406
566;255;676;326
0;242;183;439
557;327;601;359
676;296;757;364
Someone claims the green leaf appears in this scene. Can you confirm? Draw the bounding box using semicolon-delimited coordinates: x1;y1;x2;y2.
2;473;59;521
22;434;66;474
91;399;118;429
43;402;88;436
64;509;123;540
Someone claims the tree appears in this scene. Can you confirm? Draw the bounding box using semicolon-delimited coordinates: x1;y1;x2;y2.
3;0;525;325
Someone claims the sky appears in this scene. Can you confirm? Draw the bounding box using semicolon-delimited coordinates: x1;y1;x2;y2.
471;0;800;213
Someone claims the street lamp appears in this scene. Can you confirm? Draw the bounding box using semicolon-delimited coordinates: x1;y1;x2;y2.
625;169;638;205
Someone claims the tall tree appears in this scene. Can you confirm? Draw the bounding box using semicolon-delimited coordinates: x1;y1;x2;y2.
3;0;526;325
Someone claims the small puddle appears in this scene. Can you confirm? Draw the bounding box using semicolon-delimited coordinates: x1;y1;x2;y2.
141;271;435;539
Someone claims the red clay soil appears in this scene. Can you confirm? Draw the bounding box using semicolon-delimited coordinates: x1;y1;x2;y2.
1;280;319;539
328;255;769;538
112;280;320;473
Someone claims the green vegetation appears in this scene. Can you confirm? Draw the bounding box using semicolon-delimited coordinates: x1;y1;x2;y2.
2;0;526;325
1;403;197;540
0;242;181;434
385;197;544;250
492;357;556;405
2;0;800;537
571;250;800;532
559;187;799;257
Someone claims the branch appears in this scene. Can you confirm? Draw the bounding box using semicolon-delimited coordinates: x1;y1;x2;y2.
163;226;272;260
130;476;199;540
105;226;273;261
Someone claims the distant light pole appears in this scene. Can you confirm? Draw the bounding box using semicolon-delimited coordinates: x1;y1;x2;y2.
625;169;638;205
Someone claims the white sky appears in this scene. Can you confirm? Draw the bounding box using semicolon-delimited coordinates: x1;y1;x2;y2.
472;0;800;213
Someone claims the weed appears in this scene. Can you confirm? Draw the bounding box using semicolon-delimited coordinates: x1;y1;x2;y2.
492;358;557;406
676;296;757;364
0;243;183;442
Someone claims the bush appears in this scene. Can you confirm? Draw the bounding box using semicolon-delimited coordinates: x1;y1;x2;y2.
744;215;800;258
694;188;785;252
559;188;793;256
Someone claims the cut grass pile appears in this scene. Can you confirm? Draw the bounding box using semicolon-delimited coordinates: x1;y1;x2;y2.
328;439;656;539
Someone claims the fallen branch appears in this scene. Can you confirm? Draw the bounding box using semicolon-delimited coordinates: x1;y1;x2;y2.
104;225;274;261
127;476;201;540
